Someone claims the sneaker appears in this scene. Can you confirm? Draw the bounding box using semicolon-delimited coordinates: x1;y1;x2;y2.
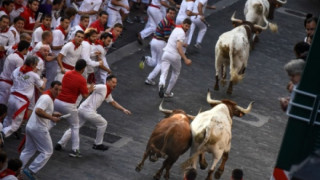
69;149;82;158
145;79;156;86
23;168;38;180
137;33;143;45
54;143;62;151
194;43;202;49
159;85;165;98
164;92;174;98
126;17;134;24
139;56;145;69
92;144;109;151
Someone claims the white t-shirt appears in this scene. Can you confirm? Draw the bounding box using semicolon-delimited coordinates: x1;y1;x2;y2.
9;26;20;44
163;27;185;56
27;94;54;131
10;67;44;100
68;25;86;41
79;84;113;111
192;0;208;14
92;43;109;77
81;41;100;73
79;0;102;24
52;29;66;56
30;41;52;55
59;42;83;67
35;56;45;77
176;0;194;23
0;30;15;51
0;53;24;80
31;26;45;48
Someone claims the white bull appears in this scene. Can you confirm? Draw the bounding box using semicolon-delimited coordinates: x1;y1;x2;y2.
182;90;254;180
244;0;287;33
214;12;267;95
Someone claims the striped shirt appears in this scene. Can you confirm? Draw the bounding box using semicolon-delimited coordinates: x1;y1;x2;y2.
153;16;175;42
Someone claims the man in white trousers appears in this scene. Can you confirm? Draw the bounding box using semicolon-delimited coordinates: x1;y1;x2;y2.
0;40;30;104
187;0;208;49
55;75;131;151
54;59;94;158
140;8;176;86
2;56;46;138
106;0;130;28
137;0;169;45
20;81;62;180
158;18;192;98
73;0;102;27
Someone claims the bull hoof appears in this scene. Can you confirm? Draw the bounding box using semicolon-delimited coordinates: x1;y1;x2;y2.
226;89;232;95
153;174;161;180
149;154;158;162
164;173;169;180
214;169;223;179
200;161;208;170
135;165;142;172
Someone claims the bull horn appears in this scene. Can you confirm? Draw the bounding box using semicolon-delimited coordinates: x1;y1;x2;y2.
159;100;173;114
230;11;242;24
276;0;287;5
235;101;255;114
207;89;221;105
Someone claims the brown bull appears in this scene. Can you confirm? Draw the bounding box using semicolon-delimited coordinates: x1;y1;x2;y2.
135;101;195;180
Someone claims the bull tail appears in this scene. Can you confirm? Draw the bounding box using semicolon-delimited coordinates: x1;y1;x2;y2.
181;119;215;169
159;125;176;156
229;39;243;85
260;4;278;33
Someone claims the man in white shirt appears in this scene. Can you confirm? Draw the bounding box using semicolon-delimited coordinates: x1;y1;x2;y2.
34;45;50;77
20;81;62;180
55;30;85;82
10;0;24;23
0;0;15;23
176;0;197;25
158;18;192;98
30;14;52;50
68;15;89;41
51;0;64;30
0;15;15;73
93;32;113;84
49;17;70;86
73;0;102;26
187;0;208;49
55;75;131;151
106;0;130;28
9;16;25;44
0;40;30;104
2;56;46;138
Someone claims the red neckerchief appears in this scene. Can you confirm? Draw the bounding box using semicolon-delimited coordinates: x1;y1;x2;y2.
0;7;9;15
166;16;175;26
35;51;44;60
19;65;33;74
0;26;8;33
14;3;23;10
72;40;80;50
105;84;112;99
176;25;182;28
28;46;33;52
95;39;104;47
15;51;24;59
43;90;55;100
84;39;92;45
110;29;117;42
41;24;50;31
56;25;66;36
0;169;16;178
12;43;18;50
79;24;86;31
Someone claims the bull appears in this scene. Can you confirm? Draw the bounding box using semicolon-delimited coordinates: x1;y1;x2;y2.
214;12;267;94
136;101;195;180
244;0;287;34
182;90;254;180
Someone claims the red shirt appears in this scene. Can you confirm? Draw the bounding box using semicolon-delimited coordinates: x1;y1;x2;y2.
89;20;105;34
57;70;89;103
20;6;35;31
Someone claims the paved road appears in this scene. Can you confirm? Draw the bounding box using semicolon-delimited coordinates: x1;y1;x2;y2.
4;0;320;179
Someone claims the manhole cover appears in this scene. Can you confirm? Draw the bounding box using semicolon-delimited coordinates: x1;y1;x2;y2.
80;126;122;144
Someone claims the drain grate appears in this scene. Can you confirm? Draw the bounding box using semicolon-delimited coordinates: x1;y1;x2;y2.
80;126;122;144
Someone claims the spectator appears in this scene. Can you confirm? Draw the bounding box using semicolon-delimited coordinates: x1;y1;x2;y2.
30;14;52;49
0;0;15;22
0;15;15;73
231;169;243;180
279;59;306;112
19;0;40;34
89;11;108;34
9;16;25;44
10;0;24;23
293;41;310;61
183;167;197;180
50;0;64;30
0;159;22;180
68;15;89;41
304;14;318;45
